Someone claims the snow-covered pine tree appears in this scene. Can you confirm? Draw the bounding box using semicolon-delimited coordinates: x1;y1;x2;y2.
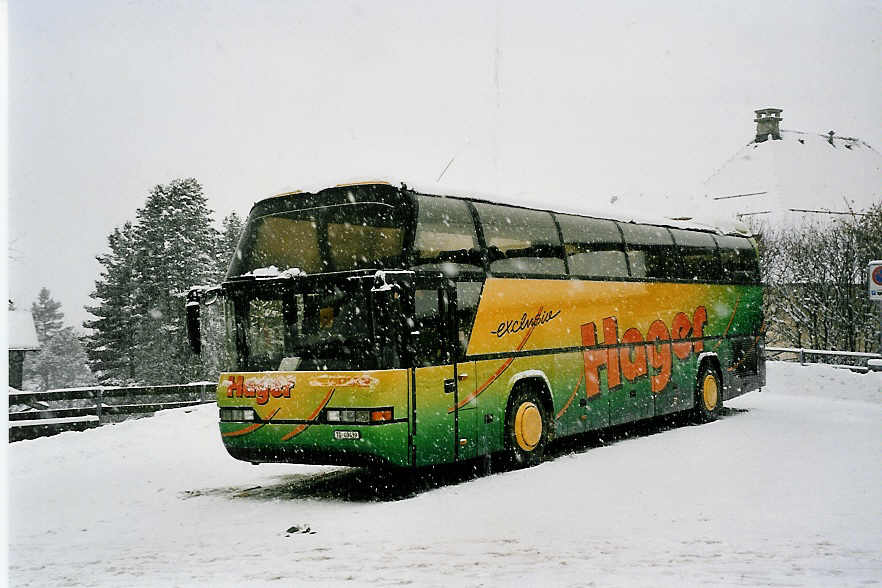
24;328;96;391
199;212;246;377
217;212;244;276
24;289;95;390
131;178;219;384
30;287;64;345
83;222;139;384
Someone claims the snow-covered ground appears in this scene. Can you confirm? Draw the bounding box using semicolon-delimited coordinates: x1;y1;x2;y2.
8;362;881;587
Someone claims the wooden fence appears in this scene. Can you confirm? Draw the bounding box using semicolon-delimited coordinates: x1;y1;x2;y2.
8;383;216;442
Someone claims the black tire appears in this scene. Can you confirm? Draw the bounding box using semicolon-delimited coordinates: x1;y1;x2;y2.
504;386;550;468
692;363;723;423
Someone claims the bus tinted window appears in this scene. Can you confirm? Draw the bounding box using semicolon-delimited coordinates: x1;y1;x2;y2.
474;203;565;276
669;228;722;281
456;281;483;357
233;203;405;276
412;289;446;367
412;281;482;365
557;214;628;278
412;196;483;274
716;235;760;283
620;224;677;279
329;218;404;272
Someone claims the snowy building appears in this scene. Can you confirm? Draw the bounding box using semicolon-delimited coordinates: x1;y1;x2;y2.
8;307;40;389
696;108;881;228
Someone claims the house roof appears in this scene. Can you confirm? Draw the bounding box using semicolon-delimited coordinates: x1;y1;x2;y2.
8;309;41;351
695;130;881;227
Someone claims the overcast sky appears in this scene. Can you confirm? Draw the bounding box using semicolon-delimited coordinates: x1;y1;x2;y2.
7;0;881;328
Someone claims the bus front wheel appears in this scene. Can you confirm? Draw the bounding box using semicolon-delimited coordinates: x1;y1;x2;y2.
693;364;722;423
504;387;549;468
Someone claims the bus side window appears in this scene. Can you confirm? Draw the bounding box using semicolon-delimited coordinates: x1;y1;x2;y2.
716;235;760;283
456;281;483;358
669;228;722;281
411;196;483;275
557;214;629;278
620;224;678;279
412;289;446;367
474;203;565;276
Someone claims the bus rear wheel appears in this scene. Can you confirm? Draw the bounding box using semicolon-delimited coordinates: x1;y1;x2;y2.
504;388;549;468
693;364;722;423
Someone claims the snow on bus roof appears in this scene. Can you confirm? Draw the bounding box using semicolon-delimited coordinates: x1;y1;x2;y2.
260;178;753;237
406;181;752;237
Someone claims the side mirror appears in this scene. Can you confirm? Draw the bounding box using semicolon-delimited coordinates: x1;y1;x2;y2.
186;289;202;354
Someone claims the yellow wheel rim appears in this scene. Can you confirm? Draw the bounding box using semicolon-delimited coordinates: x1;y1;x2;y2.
702;374;719;411
514;402;543;451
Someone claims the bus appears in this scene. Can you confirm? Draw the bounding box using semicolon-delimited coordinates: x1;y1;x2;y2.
187;181;764;468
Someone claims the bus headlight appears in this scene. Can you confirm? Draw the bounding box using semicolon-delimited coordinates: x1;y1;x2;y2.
220;407;257;422
323;407;394;424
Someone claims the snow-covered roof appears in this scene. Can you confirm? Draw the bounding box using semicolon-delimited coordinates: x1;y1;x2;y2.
8;309;40;351
696;130;881;227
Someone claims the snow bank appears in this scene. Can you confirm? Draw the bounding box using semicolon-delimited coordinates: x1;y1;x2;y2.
8;362;881;587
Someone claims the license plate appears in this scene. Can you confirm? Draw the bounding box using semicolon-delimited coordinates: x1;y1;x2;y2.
334;430;360;440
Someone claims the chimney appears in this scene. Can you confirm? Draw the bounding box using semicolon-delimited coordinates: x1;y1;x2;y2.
754;108;783;142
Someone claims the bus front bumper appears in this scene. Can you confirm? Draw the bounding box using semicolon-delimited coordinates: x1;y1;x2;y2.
219;421;411;468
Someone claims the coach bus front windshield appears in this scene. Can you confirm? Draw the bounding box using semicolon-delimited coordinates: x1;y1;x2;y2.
229;202;406;277
227;281;403;372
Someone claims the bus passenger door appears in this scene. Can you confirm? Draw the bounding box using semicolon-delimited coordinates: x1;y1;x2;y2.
455;358;477;461
411;283;475;466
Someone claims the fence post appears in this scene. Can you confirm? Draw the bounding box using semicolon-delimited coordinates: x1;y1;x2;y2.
799;349;805;365
95;388;103;424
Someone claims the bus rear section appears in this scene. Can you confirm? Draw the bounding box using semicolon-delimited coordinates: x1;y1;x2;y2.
217;369;411;467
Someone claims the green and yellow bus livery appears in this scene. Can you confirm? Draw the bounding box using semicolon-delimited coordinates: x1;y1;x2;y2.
189;182;764;468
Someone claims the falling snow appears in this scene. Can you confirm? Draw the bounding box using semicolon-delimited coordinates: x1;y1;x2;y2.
7;362;881;587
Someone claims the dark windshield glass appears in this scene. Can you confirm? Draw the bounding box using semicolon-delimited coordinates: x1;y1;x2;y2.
229;283;387;372
230;202;406;277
